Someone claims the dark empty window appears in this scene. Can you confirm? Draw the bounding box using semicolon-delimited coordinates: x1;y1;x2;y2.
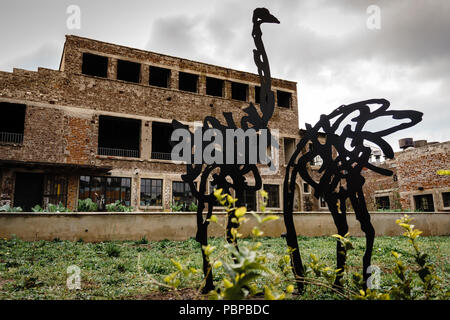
277;90;291;108
263;184;280;208
414;194;434;212
242;190;257;211
82;53;108;78
206;77;224;97
152;121;174;160
140;178;163;206
149;66;170;88
79;176;131;208
179;72;198;93
443;192;450;208
284;137;295;165
98;116;141;158
303;183;310;194
376;196;390;210
0;102;26;144
172;181;196;210
231;82;248;101
117;59;141;83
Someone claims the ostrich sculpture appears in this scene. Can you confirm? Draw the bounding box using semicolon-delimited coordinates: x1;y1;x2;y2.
171;8;280;292
283;99;423;291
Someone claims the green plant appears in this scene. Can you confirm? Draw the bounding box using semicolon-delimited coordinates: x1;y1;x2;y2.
136;236;149;245
0;204;23;212
47;203;69;212
31;203;68;213
31;205;43;212
77;198;98;212
205;189;292;300
105;243;121;258
170;201;183;212
388;215;444;299
105;201;133;212
188;202;198;212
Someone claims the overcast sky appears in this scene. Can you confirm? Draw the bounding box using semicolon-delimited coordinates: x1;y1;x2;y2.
0;0;448;151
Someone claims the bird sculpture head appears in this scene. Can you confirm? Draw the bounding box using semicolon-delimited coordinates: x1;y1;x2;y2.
253;7;280;24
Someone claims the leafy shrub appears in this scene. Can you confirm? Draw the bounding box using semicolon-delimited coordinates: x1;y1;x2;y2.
136;236;149;245
188;202;198;212
105;243;121;258
77;198;98;212
105;201;133;212
304;214;447;300
32;203;69;213
143;258;174;274
0;204;23;212
161;189;292;300
170;202;183;212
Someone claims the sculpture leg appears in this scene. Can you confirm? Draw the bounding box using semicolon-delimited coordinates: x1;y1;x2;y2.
283;174;304;292
329;199;349;288
350;191;375;289
195;201;214;293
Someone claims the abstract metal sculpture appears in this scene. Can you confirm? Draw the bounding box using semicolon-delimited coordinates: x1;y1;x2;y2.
171;8;280;292
283;99;423;291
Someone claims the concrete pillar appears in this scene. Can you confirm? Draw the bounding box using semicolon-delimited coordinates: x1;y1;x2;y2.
66;174;79;211
249;85;256;104
198;74;206;95
141;120;151;159
224;81;231;99
0;169;14;207
140;64;149;85
131;175;140;210
171;70;179;90
108;58;117;80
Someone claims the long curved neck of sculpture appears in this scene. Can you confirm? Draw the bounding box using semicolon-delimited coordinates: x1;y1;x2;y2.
252;21;274;125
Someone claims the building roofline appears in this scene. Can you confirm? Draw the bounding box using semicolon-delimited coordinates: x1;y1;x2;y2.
65;34;298;86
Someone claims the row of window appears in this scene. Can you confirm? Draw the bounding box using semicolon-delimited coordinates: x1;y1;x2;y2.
78;175;281;210
0;105;287;162
81;52;292;107
375;192;450;211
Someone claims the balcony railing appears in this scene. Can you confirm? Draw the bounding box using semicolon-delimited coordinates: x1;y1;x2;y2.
98;147;139;158
151;152;172;160
0;132;23;144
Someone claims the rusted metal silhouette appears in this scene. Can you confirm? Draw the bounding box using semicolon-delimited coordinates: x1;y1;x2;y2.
171;8;280;292
283;99;423;291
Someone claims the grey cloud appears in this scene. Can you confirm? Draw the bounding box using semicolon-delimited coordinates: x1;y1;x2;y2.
0;42;63;72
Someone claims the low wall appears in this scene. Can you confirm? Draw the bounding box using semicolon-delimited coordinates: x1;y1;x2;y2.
0;212;448;242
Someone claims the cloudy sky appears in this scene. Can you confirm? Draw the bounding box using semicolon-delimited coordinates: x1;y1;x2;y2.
0;0;448;151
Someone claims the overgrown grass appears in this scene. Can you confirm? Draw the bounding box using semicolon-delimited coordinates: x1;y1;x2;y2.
0;236;448;299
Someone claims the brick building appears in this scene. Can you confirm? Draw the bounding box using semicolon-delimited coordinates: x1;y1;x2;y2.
0;35;322;212
363;140;450;212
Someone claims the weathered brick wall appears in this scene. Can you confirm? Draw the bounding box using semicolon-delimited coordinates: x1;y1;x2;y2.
0;35;300;211
362;160;399;211
0;105;66;164
362;142;450;212
66;174;79;211
396;142;450;211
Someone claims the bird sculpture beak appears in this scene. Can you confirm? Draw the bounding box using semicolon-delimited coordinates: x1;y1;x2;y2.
266;13;280;24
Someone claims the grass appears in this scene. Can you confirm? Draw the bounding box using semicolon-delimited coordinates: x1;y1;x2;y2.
0;235;448;300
